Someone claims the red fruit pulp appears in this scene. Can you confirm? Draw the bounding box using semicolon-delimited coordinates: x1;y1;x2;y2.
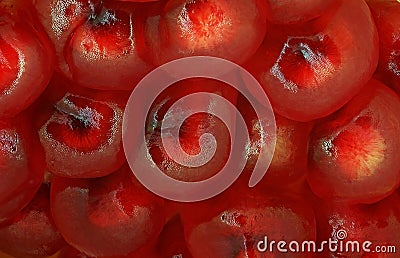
367;0;400;93
156;215;192;257
0;115;45;224
2;0;400;256
65;1;152;90
33;0;99;79
181;187;316;257
39;92;125;178
238;93;312;189
313;192;400;257
247;0;379;121
0;14;53;118
146;78;237;182
265;0;337;24
116;0;160;2
50;164;165;257
308;79;400;204
145;0;268;65
0;184;65;258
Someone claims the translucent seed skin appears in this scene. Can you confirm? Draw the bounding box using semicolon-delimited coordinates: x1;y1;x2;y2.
39;93;125;178
50;164;165;257
308;80;400;204
0;115;45;225
0;184;66;258
0;14;54;118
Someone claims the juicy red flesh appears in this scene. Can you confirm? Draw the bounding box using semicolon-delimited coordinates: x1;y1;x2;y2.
0;115;45;224
181;187;316;257
145;0;268;65
33;0;99;79
313;192;400;257
50;164;165;257
66;2;152;90
47;95;116;152
146;78;236;182
368;0;400;94
0;184;65;258
0;14;53;118
39;93;125;178
246;0;379;121
1;0;400;257
266;0;337;24
275;35;341;90
308;80;400;204
238;94;312;189
156;215;192;257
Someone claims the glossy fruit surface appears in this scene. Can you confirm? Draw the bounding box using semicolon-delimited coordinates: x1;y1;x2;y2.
65;1;152;90
2;0;400;257
39;92;125;178
308;80;400;204
247;0;379;121
145;0;268;65
0;184;65;258
0;14;53;118
181;187;316;257
0;115;45;224
239;93;311;188
265;0;337;24
145;78;236;182
33;0;100;79
368;0;400;93
313;192;400;257
50;164;165;257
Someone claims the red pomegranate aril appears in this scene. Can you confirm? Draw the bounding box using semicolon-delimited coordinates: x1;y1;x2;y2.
146;78;236;182
0;14;54;118
39;92;125;178
50;164;165;257
32;73;130;131
33;0;100;79
115;0;159;2
313;192;400;257
58;244;159;258
145;0;267;65
58;246;92;258
265;114;311;187
367;0;400;93
0;184;65;258
247;0;379;122
181;187;316;258
3;0;400;255
308;79;400;204
265;0;337;24
239;94;312;189
156;215;192;258
65;2;152;91
0;115;45;224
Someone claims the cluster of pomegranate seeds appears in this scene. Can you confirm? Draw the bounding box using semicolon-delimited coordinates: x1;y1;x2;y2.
313;192;400;257
181;185;316;257
0;184;65;258
0;0;400;257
